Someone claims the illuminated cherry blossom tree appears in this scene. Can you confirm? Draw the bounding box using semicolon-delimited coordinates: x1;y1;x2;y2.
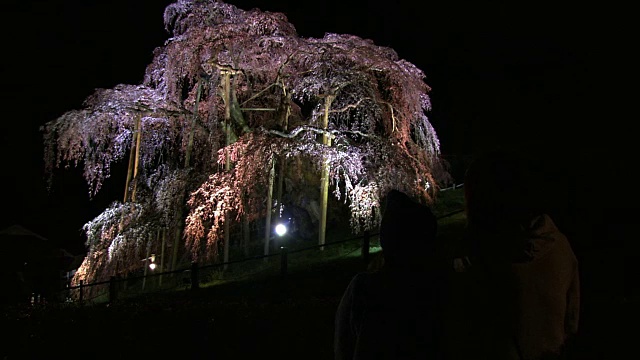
43;0;448;286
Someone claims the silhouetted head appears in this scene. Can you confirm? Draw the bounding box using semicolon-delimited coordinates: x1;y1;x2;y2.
464;150;540;231
379;190;437;269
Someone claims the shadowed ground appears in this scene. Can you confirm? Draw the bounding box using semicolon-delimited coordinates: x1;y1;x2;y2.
2;190;634;359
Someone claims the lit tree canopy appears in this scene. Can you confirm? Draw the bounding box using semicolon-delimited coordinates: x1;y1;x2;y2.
43;0;448;284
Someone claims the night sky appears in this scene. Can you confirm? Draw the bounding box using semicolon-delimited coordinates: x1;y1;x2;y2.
0;0;619;254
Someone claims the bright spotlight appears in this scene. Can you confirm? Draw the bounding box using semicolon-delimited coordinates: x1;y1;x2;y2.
149;263;157;270
275;224;287;237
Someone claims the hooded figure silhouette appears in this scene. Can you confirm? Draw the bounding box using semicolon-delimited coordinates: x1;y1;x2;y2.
334;190;443;360
459;150;580;360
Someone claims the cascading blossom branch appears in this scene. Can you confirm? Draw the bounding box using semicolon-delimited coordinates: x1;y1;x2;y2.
42;84;184;196
71;201;157;289
184;120;442;260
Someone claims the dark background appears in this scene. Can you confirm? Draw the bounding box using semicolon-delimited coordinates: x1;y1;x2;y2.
0;0;624;256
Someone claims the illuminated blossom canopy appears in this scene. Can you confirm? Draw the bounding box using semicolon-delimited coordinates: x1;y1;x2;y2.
43;0;448;285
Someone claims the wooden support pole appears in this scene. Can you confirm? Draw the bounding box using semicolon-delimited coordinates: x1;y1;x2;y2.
123;117;139;203
362;230;370;266
159;229;165;286
142;240;150;291
79;280;84;305
190;262;199;291
109;276;118;304
223;71;231;270
280;246;288;279
130;117;143;208
318;95;334;250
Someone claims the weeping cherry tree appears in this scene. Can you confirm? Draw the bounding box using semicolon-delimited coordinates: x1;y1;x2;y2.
42;0;448;287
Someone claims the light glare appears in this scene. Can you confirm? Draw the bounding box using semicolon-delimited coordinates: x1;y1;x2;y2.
275;224;287;236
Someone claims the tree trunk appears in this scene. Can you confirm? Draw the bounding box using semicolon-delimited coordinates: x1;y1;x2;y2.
264;158;276;261
319;95;334;250
171;78;204;273
185;79;203;168
230;80;251;134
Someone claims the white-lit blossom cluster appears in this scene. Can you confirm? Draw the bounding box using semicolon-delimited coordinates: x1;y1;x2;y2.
72;202;155;287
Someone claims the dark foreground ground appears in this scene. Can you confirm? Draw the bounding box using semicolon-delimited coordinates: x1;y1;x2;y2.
2;246;637;360
2;202;637;359
1;255;363;360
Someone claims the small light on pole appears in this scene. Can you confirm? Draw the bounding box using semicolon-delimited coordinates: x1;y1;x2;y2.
149;254;157;270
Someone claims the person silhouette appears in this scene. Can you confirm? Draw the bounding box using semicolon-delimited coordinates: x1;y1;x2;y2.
334;189;443;359
459;150;580;360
